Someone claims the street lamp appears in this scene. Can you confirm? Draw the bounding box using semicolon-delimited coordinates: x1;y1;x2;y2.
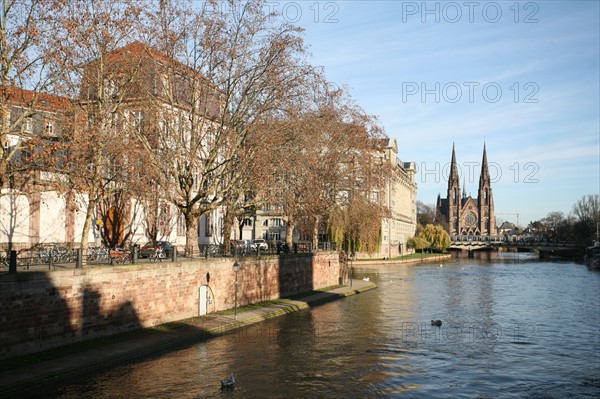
232;260;241;320
349;252;353;288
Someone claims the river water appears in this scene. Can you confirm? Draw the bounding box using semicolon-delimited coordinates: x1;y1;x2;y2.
50;254;600;398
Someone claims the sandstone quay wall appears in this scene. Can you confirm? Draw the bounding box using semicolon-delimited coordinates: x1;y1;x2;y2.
0;253;340;360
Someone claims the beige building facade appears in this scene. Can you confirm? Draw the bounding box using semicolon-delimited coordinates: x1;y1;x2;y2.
377;138;418;258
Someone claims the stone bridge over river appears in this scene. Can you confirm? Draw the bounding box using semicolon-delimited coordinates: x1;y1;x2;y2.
450;236;585;259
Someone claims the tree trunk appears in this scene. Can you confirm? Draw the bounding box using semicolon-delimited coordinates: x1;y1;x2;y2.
286;217;295;249
222;207;234;256
79;196;97;263
185;214;199;257
312;215;320;253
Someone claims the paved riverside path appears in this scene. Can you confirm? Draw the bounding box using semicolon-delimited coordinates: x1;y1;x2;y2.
0;279;376;398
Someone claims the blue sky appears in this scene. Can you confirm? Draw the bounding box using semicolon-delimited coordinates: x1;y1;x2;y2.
282;0;599;226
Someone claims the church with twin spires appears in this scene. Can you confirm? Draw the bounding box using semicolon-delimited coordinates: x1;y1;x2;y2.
436;144;497;236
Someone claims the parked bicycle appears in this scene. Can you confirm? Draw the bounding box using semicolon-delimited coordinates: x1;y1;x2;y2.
34;247;54;264
87;246;110;262
49;245;76;264
200;244;223;258
110;248;132;264
149;247;166;262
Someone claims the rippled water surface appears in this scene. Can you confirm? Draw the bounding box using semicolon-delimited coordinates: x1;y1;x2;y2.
51;254;600;398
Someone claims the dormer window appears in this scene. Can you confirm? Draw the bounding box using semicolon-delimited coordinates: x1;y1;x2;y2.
45;120;54;136
25;117;33;133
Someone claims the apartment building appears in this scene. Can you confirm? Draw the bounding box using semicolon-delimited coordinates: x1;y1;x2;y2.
375;138;418;258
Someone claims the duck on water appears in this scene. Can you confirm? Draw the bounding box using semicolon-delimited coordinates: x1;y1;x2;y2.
221;373;235;389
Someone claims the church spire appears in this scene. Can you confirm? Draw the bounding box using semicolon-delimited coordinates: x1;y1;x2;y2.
449;143;460;190
477;143;496;235
447;143;461;223
479;142;490;185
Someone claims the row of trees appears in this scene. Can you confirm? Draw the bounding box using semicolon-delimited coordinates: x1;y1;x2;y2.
528;195;599;244
1;0;390;256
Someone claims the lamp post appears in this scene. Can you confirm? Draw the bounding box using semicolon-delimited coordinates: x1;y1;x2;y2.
232;260;240;320
349;252;353;288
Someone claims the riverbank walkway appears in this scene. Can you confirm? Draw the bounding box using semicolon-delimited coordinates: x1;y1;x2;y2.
0;279;376;398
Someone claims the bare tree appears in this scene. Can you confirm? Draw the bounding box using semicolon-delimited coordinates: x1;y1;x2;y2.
269;85;390;253
572;194;599;243
135;0;314;256
50;0;151;253
417;201;436;228
572;194;599;225
0;0;69;191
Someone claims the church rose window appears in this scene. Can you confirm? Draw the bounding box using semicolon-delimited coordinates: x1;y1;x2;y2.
466;212;477;226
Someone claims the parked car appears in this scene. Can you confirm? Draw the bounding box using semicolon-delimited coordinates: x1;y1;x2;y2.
139;241;174;258
252;239;269;251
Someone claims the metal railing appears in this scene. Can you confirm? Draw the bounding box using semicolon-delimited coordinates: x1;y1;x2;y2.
0;241;339;273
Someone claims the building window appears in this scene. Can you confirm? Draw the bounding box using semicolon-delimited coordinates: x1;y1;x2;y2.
300;232;310;241
162;116;172;139
45;120;54;136
204;214;212;237
132;111;144;131
177;213;185;236
269;232;281;241
24;117;33;133
193;168;199;192
243;218;252;227
110;112;119;134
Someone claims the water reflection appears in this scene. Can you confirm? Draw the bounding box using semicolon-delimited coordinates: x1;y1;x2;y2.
52;257;600;398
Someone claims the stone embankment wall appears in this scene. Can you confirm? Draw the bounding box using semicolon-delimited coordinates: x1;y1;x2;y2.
0;253;339;360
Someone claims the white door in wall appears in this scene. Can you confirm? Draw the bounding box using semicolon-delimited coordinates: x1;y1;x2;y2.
199;285;208;316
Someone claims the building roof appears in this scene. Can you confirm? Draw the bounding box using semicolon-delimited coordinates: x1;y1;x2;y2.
2;86;71;112
499;221;516;230
104;41;220;92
